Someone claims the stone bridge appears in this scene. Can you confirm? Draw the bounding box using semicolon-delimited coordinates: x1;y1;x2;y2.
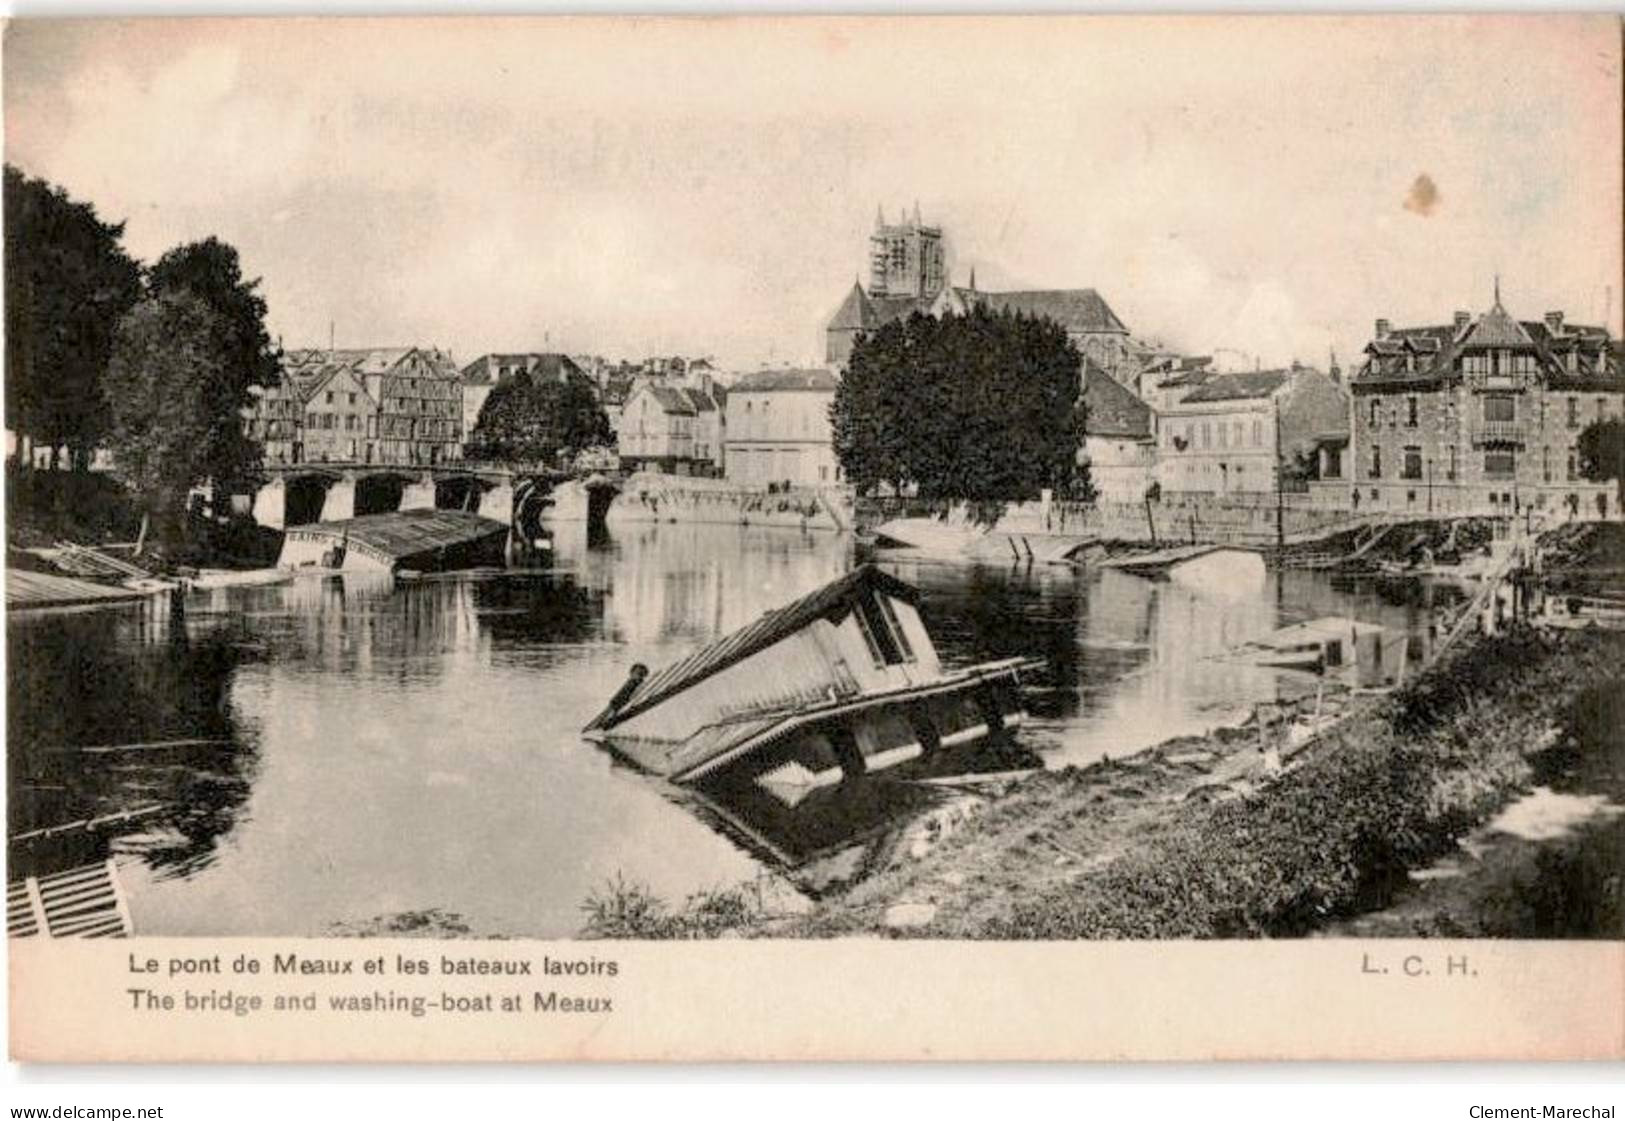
250;464;618;532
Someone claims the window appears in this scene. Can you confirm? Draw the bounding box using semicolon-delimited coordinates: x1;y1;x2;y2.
1369;400;1380;427
1484;450;1516;479
1567;450;1578;481
1448;445;1458;481
1406;396;1418;427
1217;424;1228;449
349;393;358;405
1402;447;1422;480
1200;422;1210;449
1370;446;1382;479
1568;397;1579;428
1543;447;1552;483
853;592;910;668
1232;421;1243;447
1252;419;1263;447
325;391;334;404
1484;395;1515;423
874;594;916;662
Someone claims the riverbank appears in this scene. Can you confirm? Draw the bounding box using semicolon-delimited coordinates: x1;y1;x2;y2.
580;623;1623;940
7;465;283;581
779;625;1623;938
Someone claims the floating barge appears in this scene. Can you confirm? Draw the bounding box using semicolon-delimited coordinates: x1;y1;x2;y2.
277;510;509;575
1231;615;1409;686
6;569;155;611
584;565;1042;804
1100;543;1267;597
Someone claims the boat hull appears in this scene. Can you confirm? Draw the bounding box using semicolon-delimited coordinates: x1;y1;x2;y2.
595;657;1037;801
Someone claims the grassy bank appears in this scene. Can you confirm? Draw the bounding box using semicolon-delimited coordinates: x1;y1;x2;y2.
579;624;1622;940
804;626;1623;938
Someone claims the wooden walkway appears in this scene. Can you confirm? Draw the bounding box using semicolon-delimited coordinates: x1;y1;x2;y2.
7;569;151;611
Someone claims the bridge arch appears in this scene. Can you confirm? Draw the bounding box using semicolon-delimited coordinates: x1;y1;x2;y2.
352;471;416;517
281;472;343;527
434;473;492;513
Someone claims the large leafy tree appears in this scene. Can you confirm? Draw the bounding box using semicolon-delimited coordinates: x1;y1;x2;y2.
832;307;1087;501
466;371;613;464
1576;416;1625;511
145;237;281;491
104;293;234;527
4;165;142;468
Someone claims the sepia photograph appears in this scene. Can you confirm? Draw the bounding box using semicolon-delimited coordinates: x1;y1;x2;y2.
3;10;1623;1066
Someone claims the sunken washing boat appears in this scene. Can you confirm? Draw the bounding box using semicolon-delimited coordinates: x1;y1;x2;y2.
583;565;1042;801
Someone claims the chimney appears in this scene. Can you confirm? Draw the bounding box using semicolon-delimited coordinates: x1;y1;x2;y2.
1374;318;1391;340
1453;310;1471;332
1544;310;1565;335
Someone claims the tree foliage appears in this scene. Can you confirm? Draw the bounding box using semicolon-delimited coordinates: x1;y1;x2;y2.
104;293;235;520
1576;416;1625;506
4;165;142;466
466;371;613;464
144;237;280;490
831;308;1087;501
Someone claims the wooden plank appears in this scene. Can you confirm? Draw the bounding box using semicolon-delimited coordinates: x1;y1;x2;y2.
7;569;152;610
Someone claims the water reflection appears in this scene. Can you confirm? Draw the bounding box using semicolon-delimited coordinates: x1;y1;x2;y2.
9;598;258;881
7;525;1466;936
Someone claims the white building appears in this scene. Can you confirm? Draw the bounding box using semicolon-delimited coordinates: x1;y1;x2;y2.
1079;360;1157;502
723;368;842;487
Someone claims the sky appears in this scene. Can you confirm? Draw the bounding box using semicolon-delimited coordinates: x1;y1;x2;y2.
5;14;1621;371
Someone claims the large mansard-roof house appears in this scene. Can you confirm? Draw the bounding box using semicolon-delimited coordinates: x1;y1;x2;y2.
1349;288;1623;518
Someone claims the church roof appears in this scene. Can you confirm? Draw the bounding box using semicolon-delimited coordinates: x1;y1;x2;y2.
975;289;1129;335
829;282;877;330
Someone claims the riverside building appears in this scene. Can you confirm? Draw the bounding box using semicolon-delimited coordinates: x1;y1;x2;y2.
1349;291;1623;518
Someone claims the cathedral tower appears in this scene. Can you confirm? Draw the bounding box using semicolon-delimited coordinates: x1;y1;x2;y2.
868;203;946;300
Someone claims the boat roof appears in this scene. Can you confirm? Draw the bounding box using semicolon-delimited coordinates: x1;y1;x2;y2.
586;565;923;732
293;510;506;560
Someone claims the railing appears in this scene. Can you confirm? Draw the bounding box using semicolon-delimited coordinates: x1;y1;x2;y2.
1471;420;1525;446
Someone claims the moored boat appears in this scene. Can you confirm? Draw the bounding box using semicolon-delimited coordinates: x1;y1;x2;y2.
583;565;1042;802
184;567;294;590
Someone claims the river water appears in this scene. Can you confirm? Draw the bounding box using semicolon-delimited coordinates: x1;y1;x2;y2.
8;522;1463;937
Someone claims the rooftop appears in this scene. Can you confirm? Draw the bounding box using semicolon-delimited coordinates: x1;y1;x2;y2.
732;368;840;392
1082;359;1153;439
1179;368;1297;404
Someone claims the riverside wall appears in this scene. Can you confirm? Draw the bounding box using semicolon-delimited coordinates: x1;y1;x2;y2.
605;472;855;533
858;493;1364;546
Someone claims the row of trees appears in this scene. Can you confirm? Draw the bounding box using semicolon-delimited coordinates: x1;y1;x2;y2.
7;166;286;533
831;307;1089;502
